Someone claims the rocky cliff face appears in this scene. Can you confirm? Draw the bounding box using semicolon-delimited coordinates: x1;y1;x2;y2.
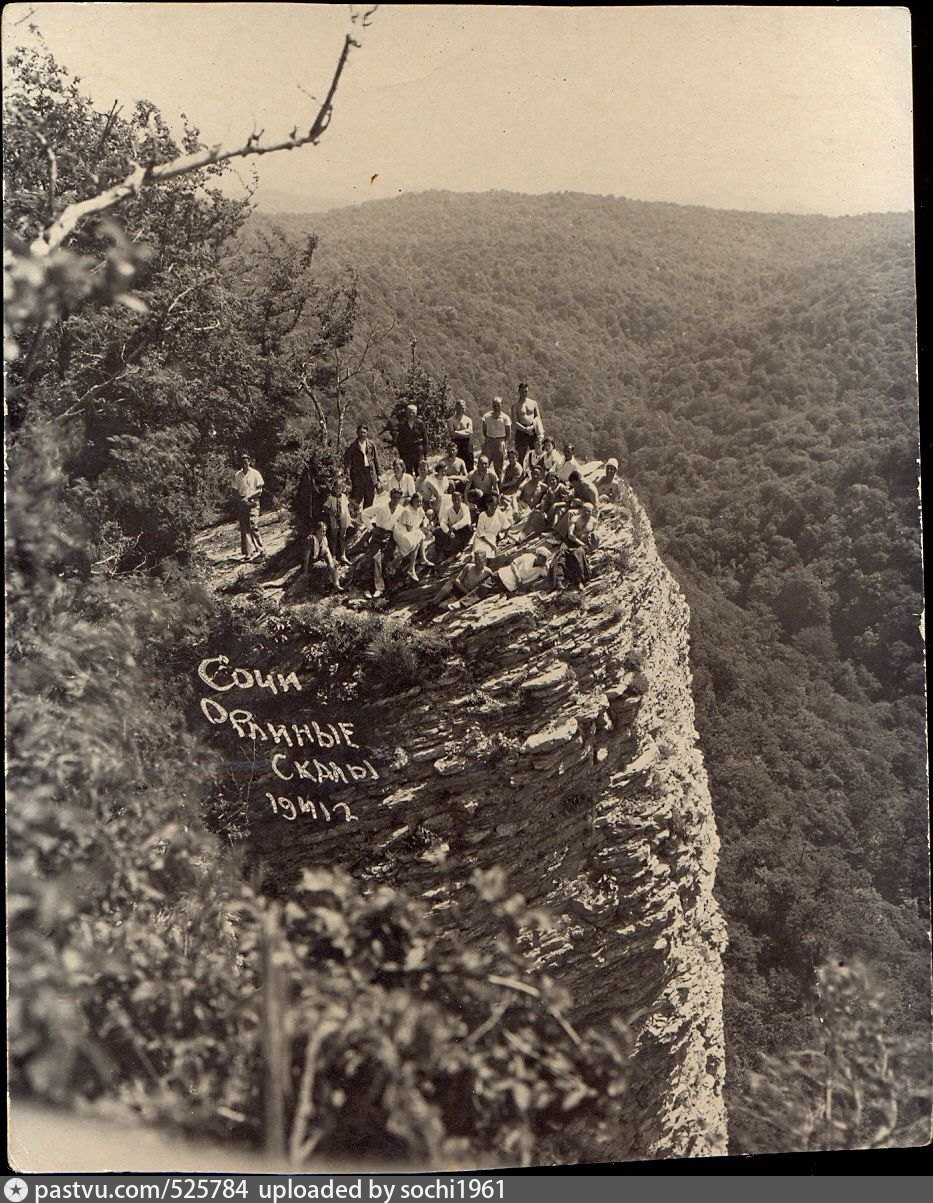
249;482;728;1161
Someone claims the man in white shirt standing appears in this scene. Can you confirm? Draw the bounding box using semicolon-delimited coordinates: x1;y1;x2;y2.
232;452;265;561
481;396;511;476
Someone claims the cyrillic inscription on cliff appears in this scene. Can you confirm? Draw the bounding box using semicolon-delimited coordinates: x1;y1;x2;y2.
197;656;379;825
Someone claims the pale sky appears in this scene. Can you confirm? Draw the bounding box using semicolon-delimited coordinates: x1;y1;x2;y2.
3;3;915;215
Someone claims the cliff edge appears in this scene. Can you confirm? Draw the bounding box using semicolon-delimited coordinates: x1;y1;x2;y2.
235;479;728;1160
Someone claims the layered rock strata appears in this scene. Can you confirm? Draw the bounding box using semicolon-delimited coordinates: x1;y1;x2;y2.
251;480;728;1160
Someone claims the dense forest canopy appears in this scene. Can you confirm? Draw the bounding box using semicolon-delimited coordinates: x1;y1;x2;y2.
6;32;929;1161
264;190;928;1150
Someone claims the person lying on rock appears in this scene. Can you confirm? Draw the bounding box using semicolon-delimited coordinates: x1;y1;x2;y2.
429;549;493;609
494;549;550;594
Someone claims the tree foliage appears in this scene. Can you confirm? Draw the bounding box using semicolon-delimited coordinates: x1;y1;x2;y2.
743;960;931;1151
265;190;928;1153
5;37;631;1167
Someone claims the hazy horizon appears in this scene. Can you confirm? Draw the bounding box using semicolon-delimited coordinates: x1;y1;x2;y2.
253;182;915;221
3;4;914;219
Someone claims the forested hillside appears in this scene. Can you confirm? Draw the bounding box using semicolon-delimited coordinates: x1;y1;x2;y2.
265;192;928;1150
6;27;928;1157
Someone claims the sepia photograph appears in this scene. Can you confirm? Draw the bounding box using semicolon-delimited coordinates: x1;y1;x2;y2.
5;2;930;1175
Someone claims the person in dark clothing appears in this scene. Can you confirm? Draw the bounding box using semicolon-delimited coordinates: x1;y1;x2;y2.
549;503;599;591
449;399;474;472
434;490;473;561
343;423;381;508
396;403;428;476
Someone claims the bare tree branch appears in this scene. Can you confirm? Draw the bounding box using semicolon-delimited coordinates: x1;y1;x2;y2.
90;100;123;171
32;30;365;257
7;102;58;218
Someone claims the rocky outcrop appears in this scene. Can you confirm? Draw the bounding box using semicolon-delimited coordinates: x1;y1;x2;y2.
250;479;727;1160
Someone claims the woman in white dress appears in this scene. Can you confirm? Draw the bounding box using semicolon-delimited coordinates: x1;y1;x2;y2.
382;457;416;500
393;493;431;581
472;493;505;558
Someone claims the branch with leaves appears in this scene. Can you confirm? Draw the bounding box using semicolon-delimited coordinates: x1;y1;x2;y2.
32;26;368;258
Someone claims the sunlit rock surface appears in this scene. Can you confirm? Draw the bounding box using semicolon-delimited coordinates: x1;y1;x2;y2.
251;475;728;1160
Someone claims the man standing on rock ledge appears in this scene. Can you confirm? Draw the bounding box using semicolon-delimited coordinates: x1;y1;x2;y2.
482;396;511;475
232;452;265;561
343;422;381;508
513;381;544;462
396;403;428;476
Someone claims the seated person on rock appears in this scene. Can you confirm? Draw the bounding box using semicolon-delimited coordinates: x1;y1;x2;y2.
522;470;567;536
383;457;416;500
427;461;454;514
596;457;624;503
467;455;499;502
568;469;599;511
434;488;473;561
500;448;526;496
472;492;507;558
414;459;442;512
539;436;564;475
549;501;599;591
543;475;573;526
393;492;432;582
440;443;469;493
522;433;547;476
557;443;583;483
304;520;343;593
517;464;547;512
362;487;404;597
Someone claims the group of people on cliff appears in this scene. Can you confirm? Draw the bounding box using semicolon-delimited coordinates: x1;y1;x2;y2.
235;382;626;607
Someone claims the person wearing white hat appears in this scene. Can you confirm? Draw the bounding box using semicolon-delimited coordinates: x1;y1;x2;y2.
597;457;623;503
